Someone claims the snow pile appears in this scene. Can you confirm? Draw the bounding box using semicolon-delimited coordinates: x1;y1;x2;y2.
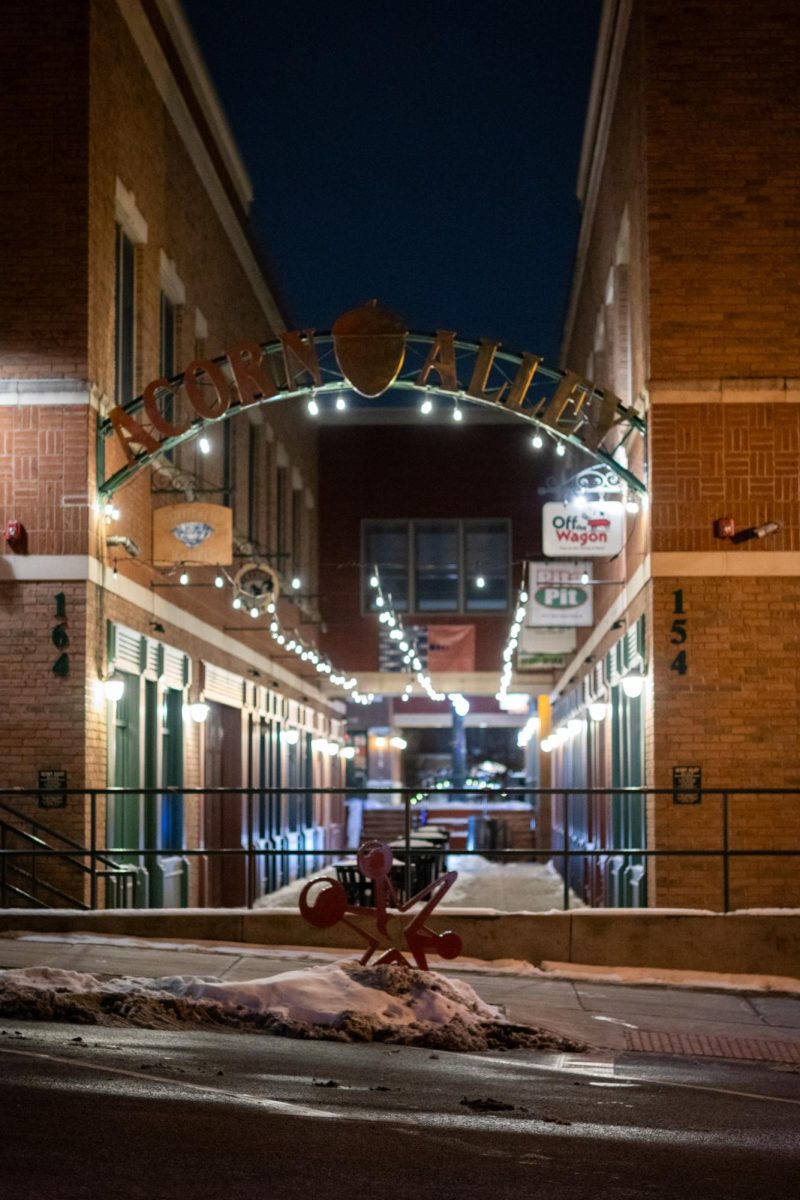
0;962;586;1053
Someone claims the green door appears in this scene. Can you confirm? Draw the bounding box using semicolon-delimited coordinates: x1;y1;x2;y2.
108;672;147;906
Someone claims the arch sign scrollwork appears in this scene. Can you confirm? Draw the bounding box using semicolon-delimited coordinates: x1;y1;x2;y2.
97;301;646;500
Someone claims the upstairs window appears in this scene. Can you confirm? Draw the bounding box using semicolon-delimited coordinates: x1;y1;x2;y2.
363;519;510;614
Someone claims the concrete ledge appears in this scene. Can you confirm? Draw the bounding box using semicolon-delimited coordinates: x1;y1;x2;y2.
1;908;798;977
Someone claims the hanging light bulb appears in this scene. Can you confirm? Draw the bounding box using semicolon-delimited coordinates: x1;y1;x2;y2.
531;433;543;449
452;405;463;422
198;436;211;455
375;595;384;608
179;570;189;586
232;596;242;610
555;442;566;457
369;574;379;588
336;394;347;411
307;396;319;416
626;499;640;514
475;574;486;589
214;574;225;588
420;397;433;415
580;571;590;585
291;576;302;591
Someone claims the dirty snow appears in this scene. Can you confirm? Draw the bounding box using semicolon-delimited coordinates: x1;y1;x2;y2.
0;961;584;1053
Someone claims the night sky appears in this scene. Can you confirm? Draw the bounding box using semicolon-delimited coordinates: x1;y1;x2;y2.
182;0;602;367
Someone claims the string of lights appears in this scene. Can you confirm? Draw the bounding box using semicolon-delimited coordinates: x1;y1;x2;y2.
367;570;444;701
496;571;529;705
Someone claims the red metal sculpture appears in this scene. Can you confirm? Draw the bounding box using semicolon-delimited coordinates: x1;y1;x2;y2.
299;840;462;970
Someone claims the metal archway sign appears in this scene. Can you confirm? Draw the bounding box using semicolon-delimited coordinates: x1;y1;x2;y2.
97;302;646;499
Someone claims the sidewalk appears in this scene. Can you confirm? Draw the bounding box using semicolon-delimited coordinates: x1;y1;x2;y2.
2;931;800;1063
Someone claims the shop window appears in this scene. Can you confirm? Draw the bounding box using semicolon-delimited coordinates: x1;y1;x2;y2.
362;520;510;614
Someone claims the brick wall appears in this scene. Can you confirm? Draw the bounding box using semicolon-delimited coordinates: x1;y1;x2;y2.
0;1;90;380
644;0;800;380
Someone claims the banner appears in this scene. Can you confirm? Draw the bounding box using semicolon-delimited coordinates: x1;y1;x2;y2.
427;625;476;672
542;500;624;557
528;561;593;627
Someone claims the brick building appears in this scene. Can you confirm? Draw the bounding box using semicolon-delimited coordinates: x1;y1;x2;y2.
0;0;346;908
543;0;800;907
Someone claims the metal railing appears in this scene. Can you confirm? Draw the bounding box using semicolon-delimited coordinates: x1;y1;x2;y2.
1;786;799;913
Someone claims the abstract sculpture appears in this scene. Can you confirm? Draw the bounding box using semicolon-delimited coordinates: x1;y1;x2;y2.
299;839;462;970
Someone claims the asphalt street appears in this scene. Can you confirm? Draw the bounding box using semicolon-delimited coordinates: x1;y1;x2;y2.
2;1020;800;1199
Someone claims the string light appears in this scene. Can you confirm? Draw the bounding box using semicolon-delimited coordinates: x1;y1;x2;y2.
452;405;463;422
420;397;433;415
179;570;189;586
307;396;319;416
336;394;347;411
214;574;225;588
530;433;543;450
555;442;566;457
198;436;211;455
497;568;529;704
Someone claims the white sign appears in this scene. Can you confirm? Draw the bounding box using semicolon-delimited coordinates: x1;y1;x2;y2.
518;626;577;670
528;561;593;627
542;501;625;557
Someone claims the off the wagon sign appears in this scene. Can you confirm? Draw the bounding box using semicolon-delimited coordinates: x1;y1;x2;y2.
542;500;625;558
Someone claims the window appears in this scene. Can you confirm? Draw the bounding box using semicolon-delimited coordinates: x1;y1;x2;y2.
291;487;303;581
362;520;510;613
364;521;409;611
114;224;135;404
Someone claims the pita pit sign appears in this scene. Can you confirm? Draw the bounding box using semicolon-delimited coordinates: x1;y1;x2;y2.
542;501;625;557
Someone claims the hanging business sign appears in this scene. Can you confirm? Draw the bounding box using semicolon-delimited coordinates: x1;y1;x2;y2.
518;626;577;669
528;561;593;628
542;501;625;558
153;502;233;565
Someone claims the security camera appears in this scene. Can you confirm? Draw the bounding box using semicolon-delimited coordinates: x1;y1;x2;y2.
106;534;141;557
730;521;781;545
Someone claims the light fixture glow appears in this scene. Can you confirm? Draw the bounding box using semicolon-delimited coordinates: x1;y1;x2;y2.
102;677;125;703
214;574;225;588
307;398;319;416
621;672;645;699
250;606;259;618
420;398;433;415
179;571;189;586
340;745;356;760
531;434;543;449
189;701;210;724
232;596;242;610
452;406;463;422
389;736;407;750
369;574;379;588
335;395;347;411
626;499;639;514
589;701;608;722
555;442;566;457
291;576;302;591
198;436;211;455
283;728;300;745
475;575;486;589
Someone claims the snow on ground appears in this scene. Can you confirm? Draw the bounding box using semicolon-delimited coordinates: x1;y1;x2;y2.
254;854;583;912
0;961;585;1052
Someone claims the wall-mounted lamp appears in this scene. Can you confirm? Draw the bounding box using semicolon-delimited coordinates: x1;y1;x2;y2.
283;728;300;745
589;700;608;722
621;670;645;699
102;676;125;703
188;700;210;724
389;736;408;750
